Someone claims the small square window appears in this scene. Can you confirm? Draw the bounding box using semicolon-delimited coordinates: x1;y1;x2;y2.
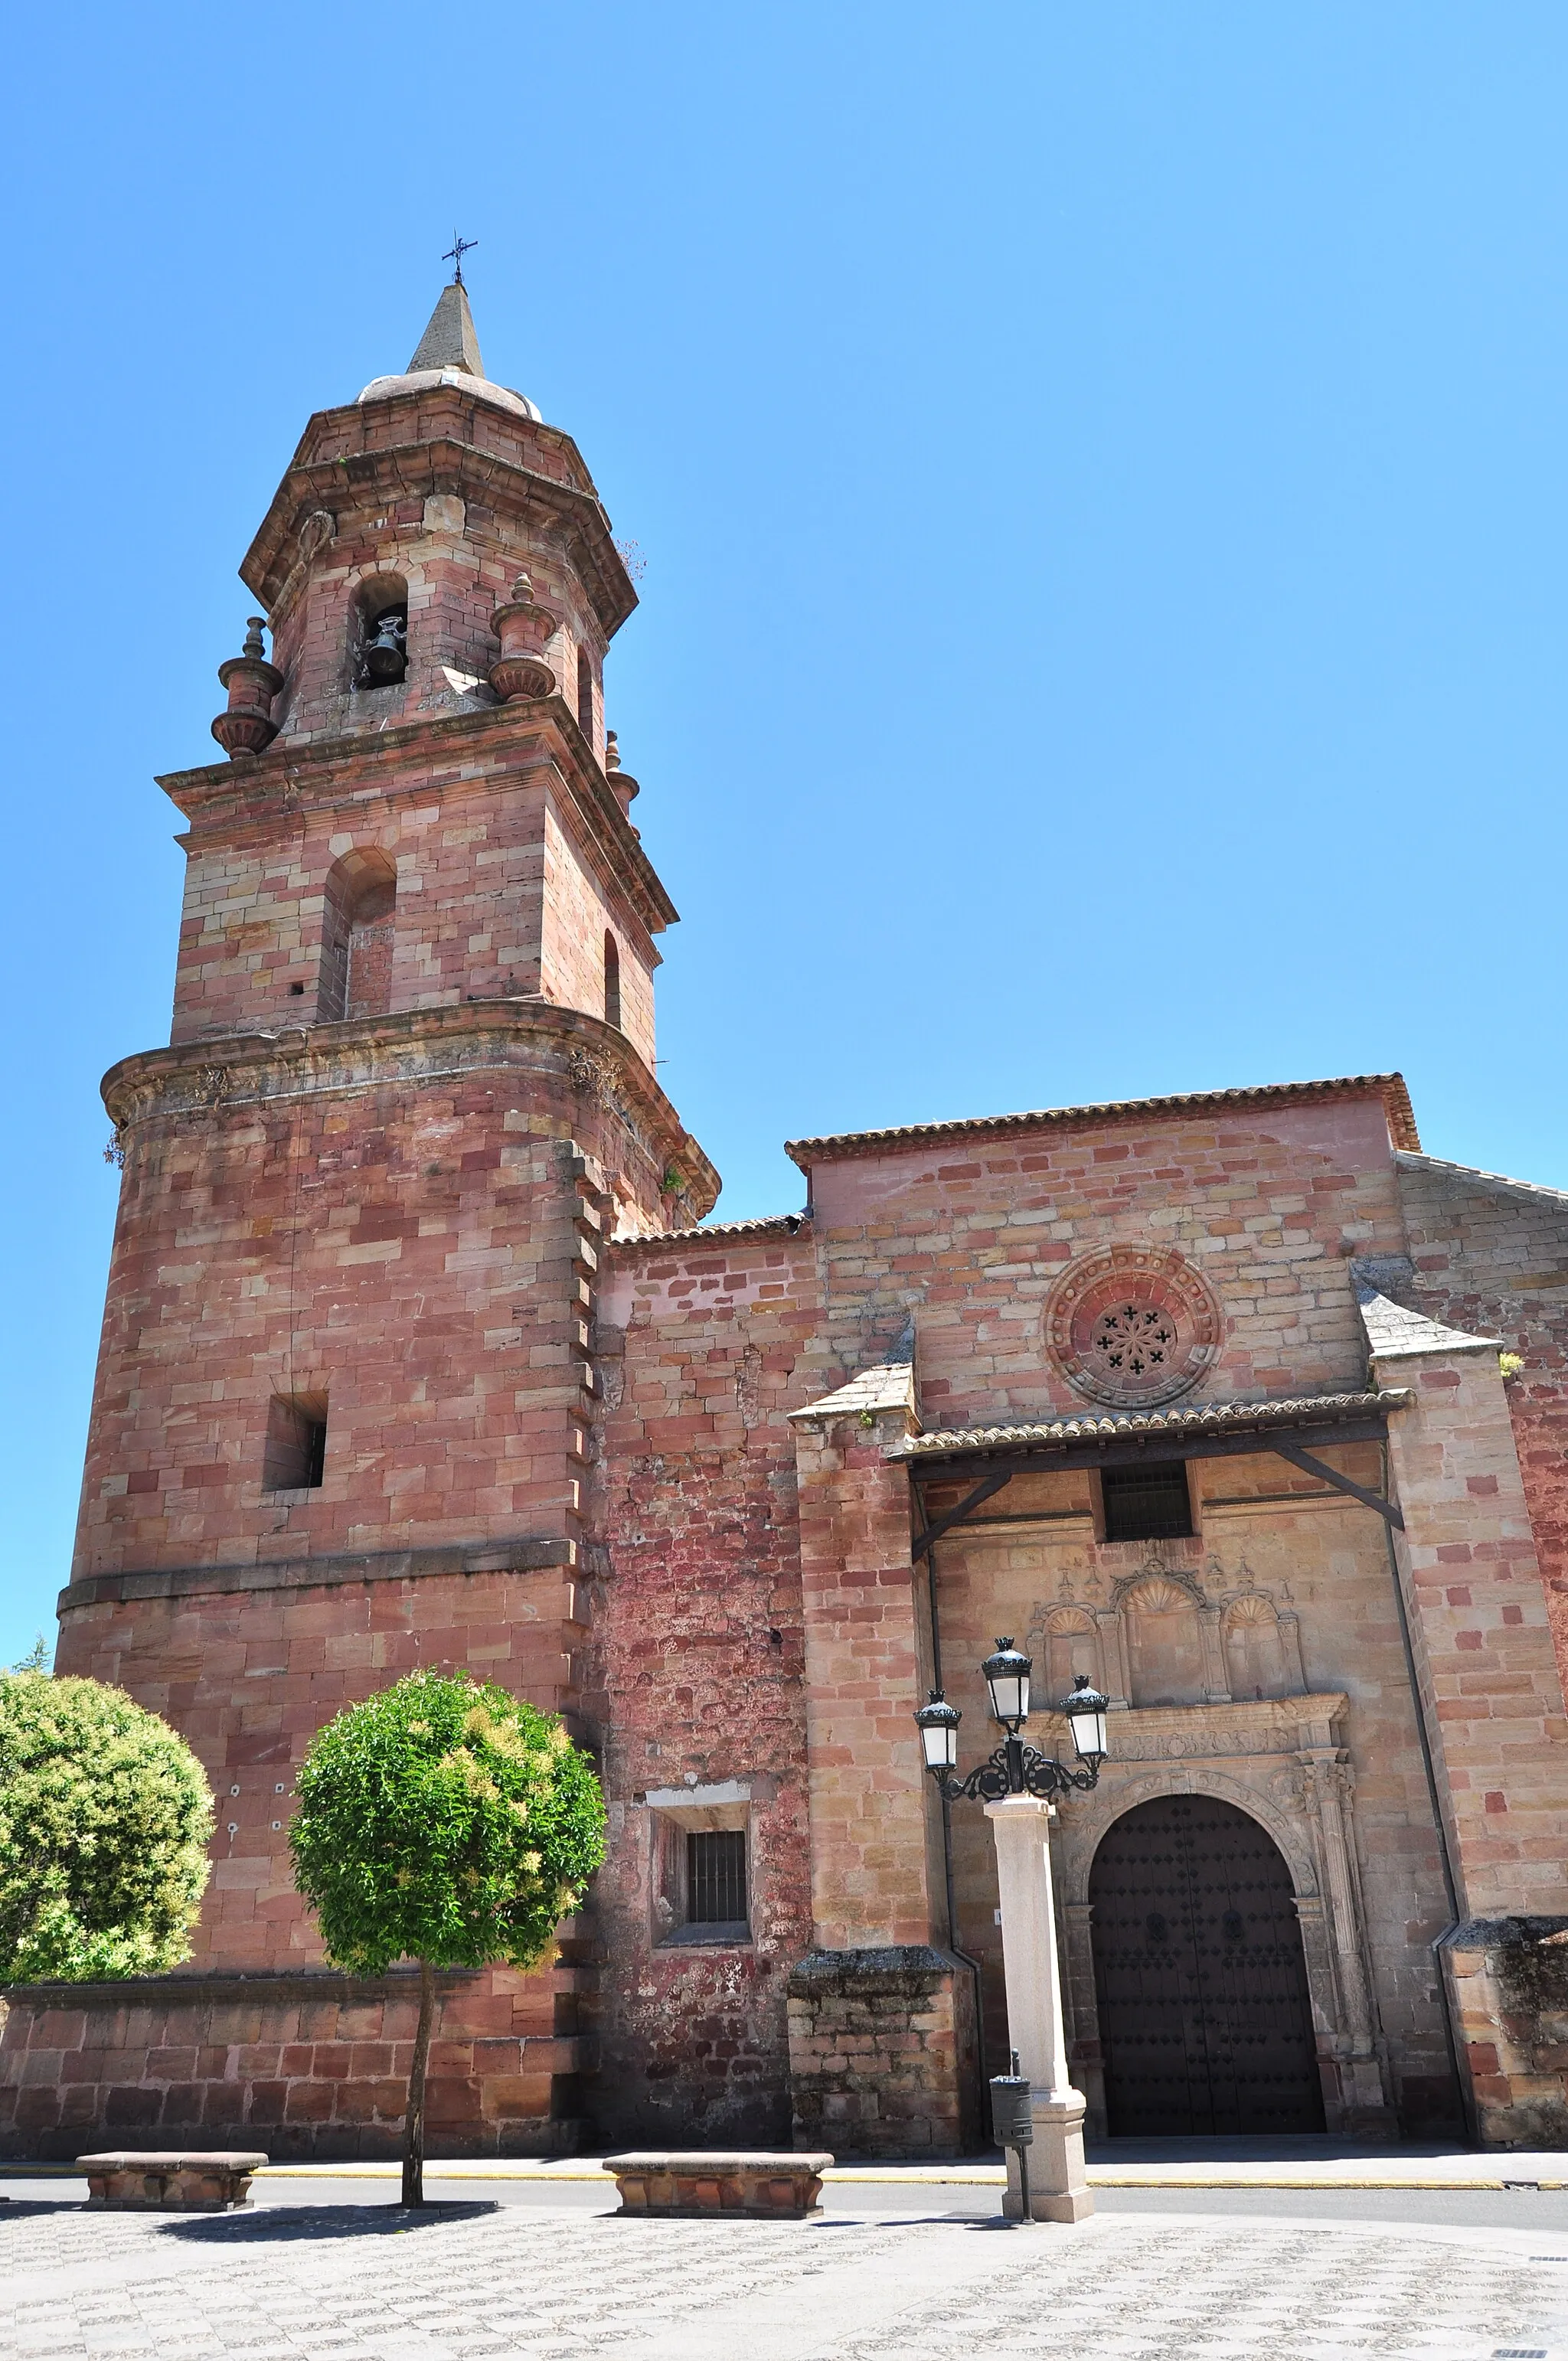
1102;1461;1193;1543
263;1393;328;1492
648;1804;752;1947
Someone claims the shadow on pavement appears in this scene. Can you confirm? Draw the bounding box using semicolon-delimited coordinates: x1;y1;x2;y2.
158;2200;498;2244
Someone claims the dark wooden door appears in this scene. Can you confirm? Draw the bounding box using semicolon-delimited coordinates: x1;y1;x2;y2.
1089;1794;1325;2136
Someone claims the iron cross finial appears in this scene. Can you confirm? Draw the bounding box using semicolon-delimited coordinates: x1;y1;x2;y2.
443;233;479;286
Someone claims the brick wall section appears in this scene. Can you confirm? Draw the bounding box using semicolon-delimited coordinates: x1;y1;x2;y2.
800;1095;1411;1429
0;1965;590;2162
786;1948;978;2158
1378;1343;1568;1921
74;1027;697;1593
55;1569;586;1971
585;1227;818;2145
789;1406;943;1952
165;715;661;1073
1396;1154;1568;1699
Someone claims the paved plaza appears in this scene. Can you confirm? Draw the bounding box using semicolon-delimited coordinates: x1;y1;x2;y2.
5;2194;1568;2361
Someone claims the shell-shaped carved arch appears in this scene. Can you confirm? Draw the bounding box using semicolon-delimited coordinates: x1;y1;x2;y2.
1222;1589;1296;1699
1037;1605;1104;1702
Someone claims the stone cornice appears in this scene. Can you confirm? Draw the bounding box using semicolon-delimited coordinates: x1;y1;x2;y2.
60;1532;583;1614
240;410;636;638
1092;1692;1351;1762
100;998;721;1219
155;697;678;941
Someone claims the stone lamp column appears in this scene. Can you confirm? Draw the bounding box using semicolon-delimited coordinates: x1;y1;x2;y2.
211;619;283;758
985;1794;1093;2222
488;573;560;701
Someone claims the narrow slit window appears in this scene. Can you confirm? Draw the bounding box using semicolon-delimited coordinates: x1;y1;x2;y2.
577;645;595;740
603;931;622;1030
1101;1461;1193;1543
263;1393;328;1493
687;1830;747;1925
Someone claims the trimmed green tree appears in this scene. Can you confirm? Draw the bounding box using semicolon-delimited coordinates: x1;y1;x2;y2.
289;1669;606;2204
0;1672;214;1981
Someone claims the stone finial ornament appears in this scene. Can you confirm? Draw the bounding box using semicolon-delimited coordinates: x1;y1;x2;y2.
604;728;641;819
211;618;283;759
488;573;560;702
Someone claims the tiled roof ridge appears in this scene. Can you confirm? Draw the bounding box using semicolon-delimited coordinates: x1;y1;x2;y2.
786;1074;1419;1167
893;1388;1403;1458
1396;1149;1568;1211
609;1210;811;1253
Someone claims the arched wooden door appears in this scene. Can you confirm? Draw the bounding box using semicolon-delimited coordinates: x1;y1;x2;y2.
1089;1794;1325;2136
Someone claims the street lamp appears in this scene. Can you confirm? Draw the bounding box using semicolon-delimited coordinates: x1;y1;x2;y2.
912;1639;1109;2226
914;1641;1109;1803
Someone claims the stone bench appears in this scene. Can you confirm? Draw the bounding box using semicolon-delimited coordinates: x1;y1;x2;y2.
605;2150;834;2219
77;2150;268;2211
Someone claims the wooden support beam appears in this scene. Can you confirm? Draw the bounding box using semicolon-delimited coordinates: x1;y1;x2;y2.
910;1471;1014;1559
1269;1442;1403;1530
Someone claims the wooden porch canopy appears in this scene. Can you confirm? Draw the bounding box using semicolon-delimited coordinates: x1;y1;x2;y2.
890;1388;1411;1550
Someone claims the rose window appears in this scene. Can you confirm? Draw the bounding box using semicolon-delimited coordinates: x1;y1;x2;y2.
1091;1302;1180;1385
1045;1249;1222;1409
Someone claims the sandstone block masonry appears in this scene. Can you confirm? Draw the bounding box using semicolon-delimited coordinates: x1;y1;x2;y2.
18;282;1568;2158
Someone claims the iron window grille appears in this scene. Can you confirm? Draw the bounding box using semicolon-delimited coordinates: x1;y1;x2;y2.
687;1830;747;1925
1102;1461;1194;1543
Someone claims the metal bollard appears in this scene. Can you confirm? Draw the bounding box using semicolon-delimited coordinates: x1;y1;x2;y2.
989;2049;1034;2223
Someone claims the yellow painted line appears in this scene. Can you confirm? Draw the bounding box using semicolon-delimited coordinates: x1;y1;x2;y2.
248;2164;1568;2193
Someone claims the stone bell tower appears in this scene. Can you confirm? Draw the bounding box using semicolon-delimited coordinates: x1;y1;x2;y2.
34;281;718;2156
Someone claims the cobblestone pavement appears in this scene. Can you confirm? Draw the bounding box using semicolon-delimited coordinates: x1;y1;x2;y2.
4;2198;1568;2361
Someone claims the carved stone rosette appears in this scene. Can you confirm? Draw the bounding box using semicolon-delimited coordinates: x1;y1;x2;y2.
1045;1246;1222;1408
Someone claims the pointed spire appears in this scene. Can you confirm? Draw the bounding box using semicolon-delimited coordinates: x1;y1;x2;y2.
407;281;485;378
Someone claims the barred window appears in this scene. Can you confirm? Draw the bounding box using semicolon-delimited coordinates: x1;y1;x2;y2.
687;1830;746;1925
1102;1461;1193;1543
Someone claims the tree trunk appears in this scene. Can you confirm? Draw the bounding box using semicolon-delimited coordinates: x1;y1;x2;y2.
402;1958;436;2207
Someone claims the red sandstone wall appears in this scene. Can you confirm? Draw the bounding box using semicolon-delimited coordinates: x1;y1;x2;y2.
263;387;613;758
167;754;658;1073
56;1567;585;1971
73;1088;593;1584
588;1225;819;2144
1396;1154;1568;1698
800;1096;1410;1423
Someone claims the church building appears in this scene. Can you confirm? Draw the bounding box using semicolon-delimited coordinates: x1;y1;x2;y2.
7;282;1568;2159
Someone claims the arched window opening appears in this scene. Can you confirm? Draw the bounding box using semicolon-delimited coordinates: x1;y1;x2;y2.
577;645;595;741
603;931;622;1031
349;574;410;691
317;850;398;1023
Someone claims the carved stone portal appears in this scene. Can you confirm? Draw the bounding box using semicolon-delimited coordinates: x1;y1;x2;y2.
1053;1694;1393;2137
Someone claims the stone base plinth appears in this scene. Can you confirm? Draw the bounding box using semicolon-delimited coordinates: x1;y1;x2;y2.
1003;2091;1093;2222
785;1947;979;2158
79;2150;267;2210
606;2150;833;2217
1439;1916;1568;2147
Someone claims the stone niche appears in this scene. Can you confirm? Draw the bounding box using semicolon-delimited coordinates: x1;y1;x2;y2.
1439;1918;1568;2147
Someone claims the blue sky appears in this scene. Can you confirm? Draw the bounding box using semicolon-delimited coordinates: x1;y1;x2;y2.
4;2;1566;1663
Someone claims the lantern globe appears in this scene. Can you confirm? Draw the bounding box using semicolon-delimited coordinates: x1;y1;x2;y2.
982;1638;1032;1729
1062;1673;1111;1762
914;1692;960;1772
